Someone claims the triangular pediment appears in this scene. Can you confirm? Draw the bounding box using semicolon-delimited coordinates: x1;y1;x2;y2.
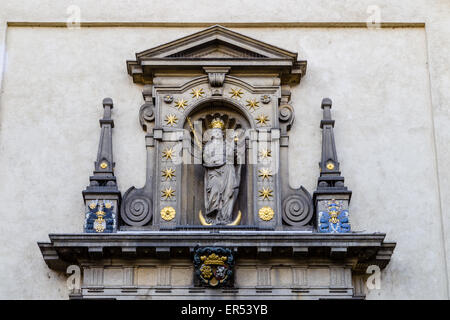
135;25;297;60
127;25;306;84
165;40;267;59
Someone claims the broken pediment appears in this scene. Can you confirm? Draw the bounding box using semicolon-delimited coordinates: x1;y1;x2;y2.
126;25;306;85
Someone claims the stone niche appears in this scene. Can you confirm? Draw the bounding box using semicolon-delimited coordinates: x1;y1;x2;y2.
121;25;311;231
38;25;395;300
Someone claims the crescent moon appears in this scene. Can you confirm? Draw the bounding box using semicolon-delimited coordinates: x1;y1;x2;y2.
198;210;212;226
227;210;242;226
198;210;242;226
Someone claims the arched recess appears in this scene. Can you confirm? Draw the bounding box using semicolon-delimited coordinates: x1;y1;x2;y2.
180;99;254;226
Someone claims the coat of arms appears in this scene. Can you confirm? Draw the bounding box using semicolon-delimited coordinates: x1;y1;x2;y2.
318;199;350;233
193;247;234;287
85;200;116;233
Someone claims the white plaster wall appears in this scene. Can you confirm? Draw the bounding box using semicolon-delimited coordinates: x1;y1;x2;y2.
0;0;448;300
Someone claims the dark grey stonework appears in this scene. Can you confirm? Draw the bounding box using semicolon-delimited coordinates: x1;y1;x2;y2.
313;98;353;233
38;25;395;299
38;232;395;272
82;98;121;233
314;98;352;197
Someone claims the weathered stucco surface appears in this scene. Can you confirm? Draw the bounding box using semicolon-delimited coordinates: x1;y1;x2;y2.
0;0;449;299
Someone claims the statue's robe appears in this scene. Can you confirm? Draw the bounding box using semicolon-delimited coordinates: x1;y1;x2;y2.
203;132;240;224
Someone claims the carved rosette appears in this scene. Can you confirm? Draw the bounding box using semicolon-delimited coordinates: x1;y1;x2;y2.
159;139;180;227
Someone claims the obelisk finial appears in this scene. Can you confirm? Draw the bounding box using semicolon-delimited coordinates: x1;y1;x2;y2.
313;98;352;233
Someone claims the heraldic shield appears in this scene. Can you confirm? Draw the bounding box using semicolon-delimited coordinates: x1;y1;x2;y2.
193;247;235;287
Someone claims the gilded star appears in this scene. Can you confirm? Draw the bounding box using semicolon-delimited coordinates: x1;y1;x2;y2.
161;187;175;200
162;167;176;180
162;147;175;160
190;88;205;99
165;114;178;126
229;88;243;98
258;168;272;180
246;99;260;111
259;148;272;159
174;98;188;110
258;187;273;200
256;114;269;125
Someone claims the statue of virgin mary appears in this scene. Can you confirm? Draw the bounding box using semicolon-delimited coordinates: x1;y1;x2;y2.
202;118;241;225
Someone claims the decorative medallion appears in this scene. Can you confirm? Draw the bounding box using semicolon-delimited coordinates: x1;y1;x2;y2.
246;99;260;111
164;114;178;126
258;168;272;180
326;162;335;170
193;247;234;288
162;147;175;160
162;167;176;180
258;187;273;200
256;114;269;126
174;98;188;110
164;95;174;103
261;95;271;104
161;187;175;200
318;199;350;233
100;162;108;169
190;88;205;99
229;88;243;99
258;206;274;221
160;206;176;221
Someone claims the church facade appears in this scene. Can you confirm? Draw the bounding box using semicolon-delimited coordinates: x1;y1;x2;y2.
0;1;449;300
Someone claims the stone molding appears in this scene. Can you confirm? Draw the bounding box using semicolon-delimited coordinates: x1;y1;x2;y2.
38;232;395;273
126;25;306;85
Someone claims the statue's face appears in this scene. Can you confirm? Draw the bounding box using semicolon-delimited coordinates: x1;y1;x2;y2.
210;128;223;140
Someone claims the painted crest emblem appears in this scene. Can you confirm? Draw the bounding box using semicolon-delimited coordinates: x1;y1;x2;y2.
193;247;234;287
85;200;116;233
318;199;350;233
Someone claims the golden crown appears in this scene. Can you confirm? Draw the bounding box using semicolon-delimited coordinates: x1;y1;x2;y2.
201;253;227;265
210;118;225;129
95;210;106;218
